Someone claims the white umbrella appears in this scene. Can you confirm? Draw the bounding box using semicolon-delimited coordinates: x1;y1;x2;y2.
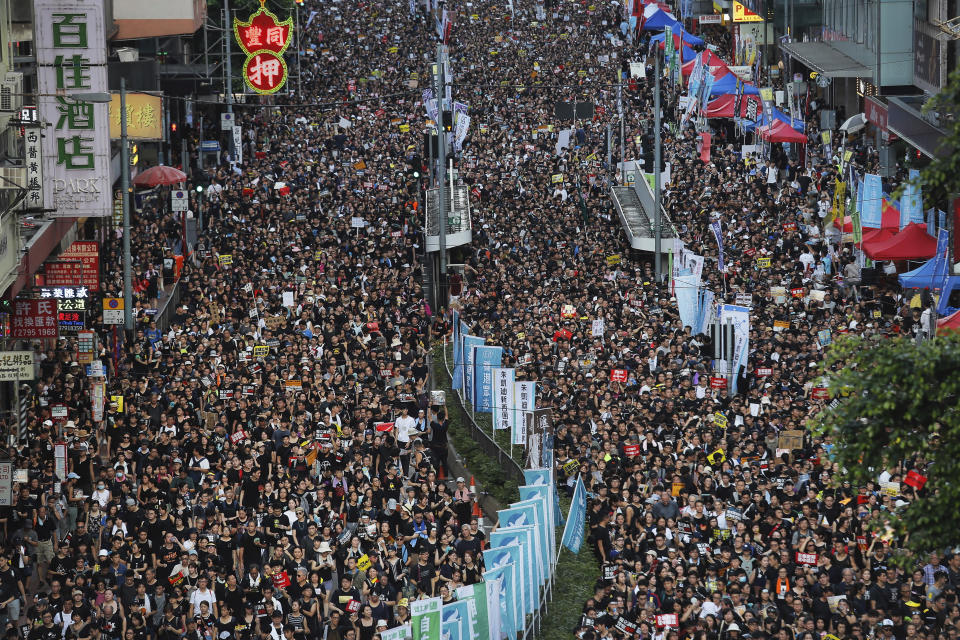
839;113;867;134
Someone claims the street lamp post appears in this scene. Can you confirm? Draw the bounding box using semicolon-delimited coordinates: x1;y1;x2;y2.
73;83;133;332
120;79;132;332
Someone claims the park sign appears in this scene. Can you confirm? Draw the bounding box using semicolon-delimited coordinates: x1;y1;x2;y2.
234;0;293;94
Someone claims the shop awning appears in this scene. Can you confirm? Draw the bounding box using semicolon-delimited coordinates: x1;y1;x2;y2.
779;41;872;78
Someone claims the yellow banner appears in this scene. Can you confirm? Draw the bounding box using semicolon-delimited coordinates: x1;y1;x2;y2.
830;180;846;226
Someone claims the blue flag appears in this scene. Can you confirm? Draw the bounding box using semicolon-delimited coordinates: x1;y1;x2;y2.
711;221;724;272
561;475;587;554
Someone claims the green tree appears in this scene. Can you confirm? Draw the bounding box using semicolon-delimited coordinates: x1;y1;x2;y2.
813;333;960;558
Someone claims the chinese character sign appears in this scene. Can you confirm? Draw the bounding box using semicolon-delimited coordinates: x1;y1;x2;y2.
11;299;59;339
34;0;111;218
234;2;293;95
24;128;43;209
108;93;162;140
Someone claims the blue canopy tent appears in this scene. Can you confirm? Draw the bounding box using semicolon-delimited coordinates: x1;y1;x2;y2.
899;254;948;290
649;29;706;47
938;277;960;316
643;9;682;31
708;73;760;96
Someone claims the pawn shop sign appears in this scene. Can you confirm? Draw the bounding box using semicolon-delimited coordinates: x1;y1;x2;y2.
234;0;294;94
234;1;293;56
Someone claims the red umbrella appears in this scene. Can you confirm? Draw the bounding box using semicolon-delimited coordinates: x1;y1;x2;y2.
131;165;187;187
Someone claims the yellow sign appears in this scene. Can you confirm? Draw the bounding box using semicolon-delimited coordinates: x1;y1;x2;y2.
756;256;771;268
714;412;728;428
110;396;124;413
219;254;233;265
773;320;790;331
253;345;270;357
398;124;410;132
551;174;564;184
732;0;764;22
605;254;621;266
357;554;372;572
109;93;163;140
707;448;726;465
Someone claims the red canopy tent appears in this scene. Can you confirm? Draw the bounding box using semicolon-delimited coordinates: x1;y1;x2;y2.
863;223;937;261
681;50;729;76
937;309;960;335
704;93;764;119
758;120;807;144
858;227;896;250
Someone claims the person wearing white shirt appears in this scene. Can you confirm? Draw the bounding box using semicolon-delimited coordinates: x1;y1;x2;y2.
394;407;417;474
189;576;217;616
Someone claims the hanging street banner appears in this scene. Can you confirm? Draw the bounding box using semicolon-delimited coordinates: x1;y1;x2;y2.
862;173;883;229
35;0;112;218
234;1;294;94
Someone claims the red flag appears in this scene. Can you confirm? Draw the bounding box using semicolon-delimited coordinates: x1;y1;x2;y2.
699;132;711;164
904;470;927;490
375;422;395;432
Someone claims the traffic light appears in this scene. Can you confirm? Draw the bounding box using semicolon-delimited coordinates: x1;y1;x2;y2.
640;133;654;173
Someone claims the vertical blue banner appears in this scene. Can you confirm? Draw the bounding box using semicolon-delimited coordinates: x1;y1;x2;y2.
517;487;555;563
482;544;528;623
451;311;461;390
461;335;485;406
498;503;547;586
482;566;517;640
441;600;471;640
489;526;538;617
862;173;883;229
901;169;924;228
561;475;587;553
472;345;503;413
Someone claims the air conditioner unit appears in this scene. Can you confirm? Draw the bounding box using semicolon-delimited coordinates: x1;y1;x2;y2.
0;73;23;113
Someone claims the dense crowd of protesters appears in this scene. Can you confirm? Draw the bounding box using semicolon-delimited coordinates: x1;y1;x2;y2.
2;0;951;639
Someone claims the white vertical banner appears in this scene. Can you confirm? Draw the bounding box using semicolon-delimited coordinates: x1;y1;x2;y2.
513;381;536;445
53;443;67;481
491;367;515;431
0;463;11;506
24;128;43;209
233;125;243;165
35;0;112;218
